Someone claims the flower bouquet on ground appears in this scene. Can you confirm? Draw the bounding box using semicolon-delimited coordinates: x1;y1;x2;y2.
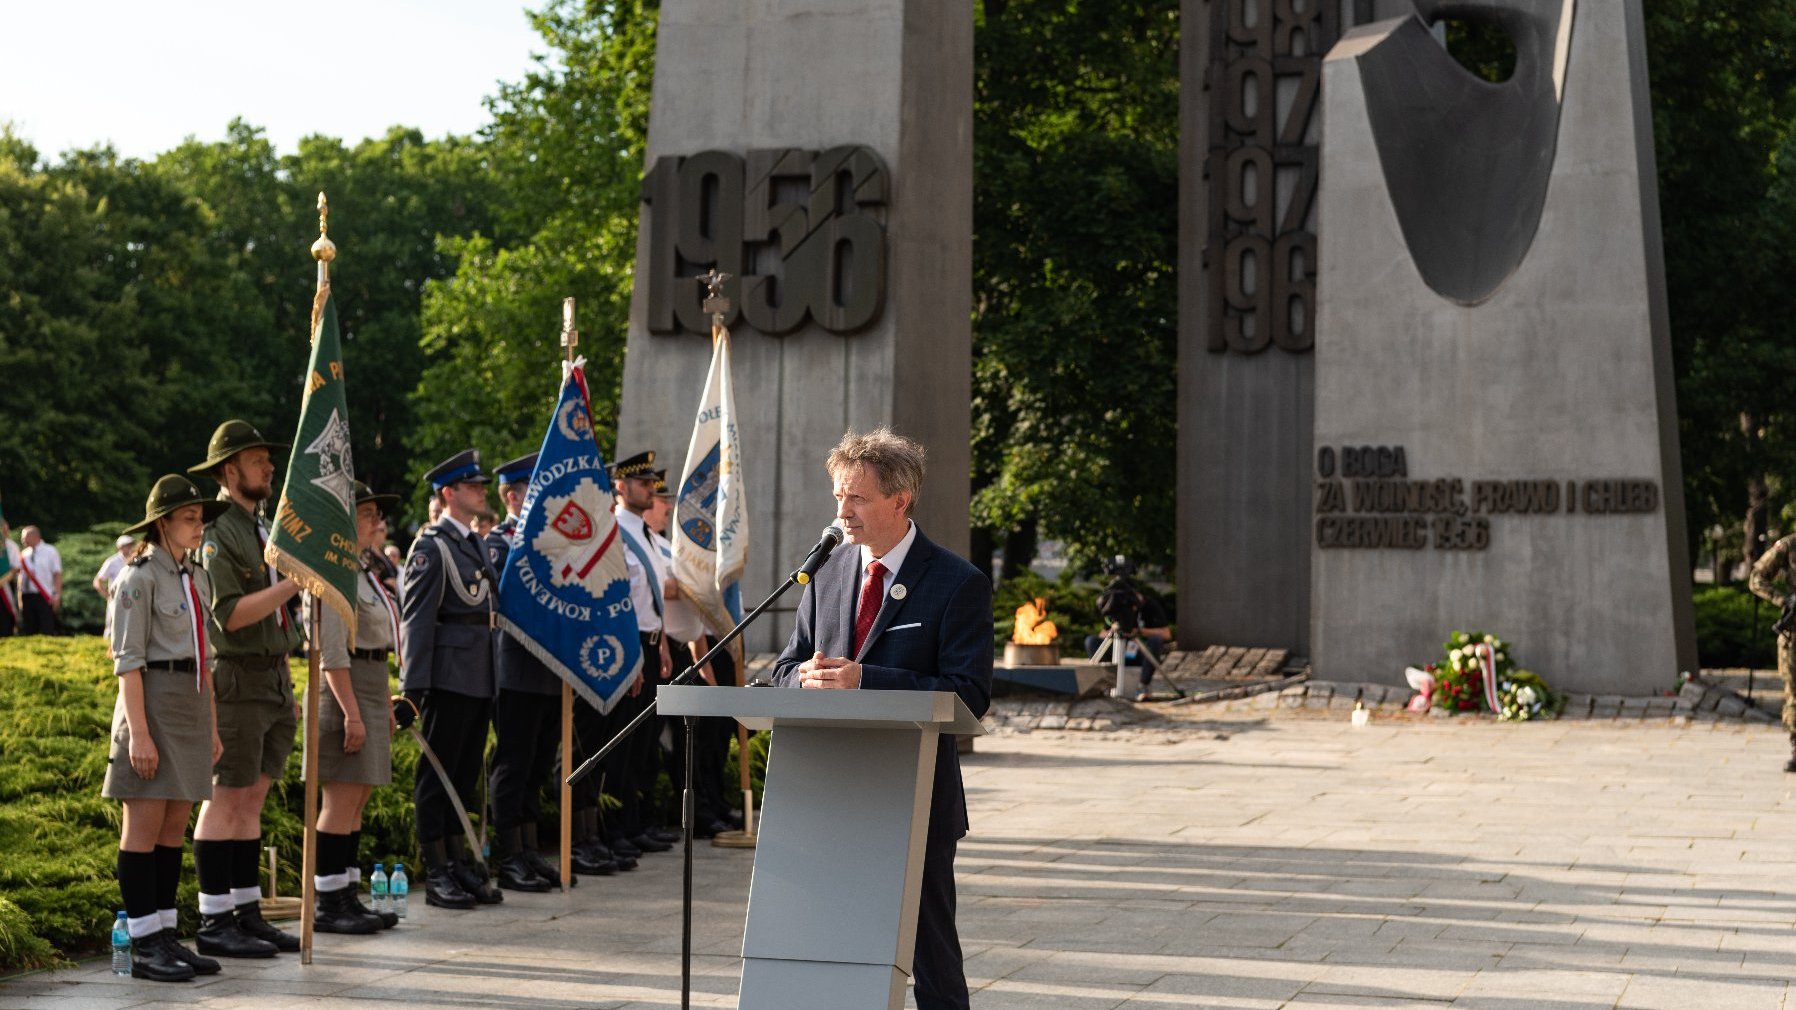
1418;631;1560;720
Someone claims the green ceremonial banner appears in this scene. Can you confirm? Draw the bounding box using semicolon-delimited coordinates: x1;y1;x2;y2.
0;496;10;578
265;290;359;637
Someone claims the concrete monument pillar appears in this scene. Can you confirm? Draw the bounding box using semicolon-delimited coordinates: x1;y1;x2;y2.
616;0;972;650
1310;1;1697;693
1178;1;1405;656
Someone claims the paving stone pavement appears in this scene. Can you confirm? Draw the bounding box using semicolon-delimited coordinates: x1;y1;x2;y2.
7;717;1796;1009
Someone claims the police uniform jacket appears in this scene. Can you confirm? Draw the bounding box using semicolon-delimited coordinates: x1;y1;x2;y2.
399;515;497;698
487;514;561;696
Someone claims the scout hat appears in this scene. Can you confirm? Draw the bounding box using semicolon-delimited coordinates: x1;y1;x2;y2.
613;450;656;481
353;481;400;511
125;475;232;535
494;453;539;486
189;419;288;476
424;449;490;490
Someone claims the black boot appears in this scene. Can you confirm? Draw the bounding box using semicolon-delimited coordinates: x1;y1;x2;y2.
446;835;504;904
155;929;220;975
520;822;572;888
495;827;554;893
234;900;300;952
422;839;476;910
195;910;278;958
130;934;196;981
315;885;384;934
348;886;398;929
572;808;620;875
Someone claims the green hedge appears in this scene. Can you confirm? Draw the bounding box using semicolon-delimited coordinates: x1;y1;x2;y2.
1693;584;1779;669
0;635;767;973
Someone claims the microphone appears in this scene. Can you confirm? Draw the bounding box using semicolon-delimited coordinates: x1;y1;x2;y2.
793;524;844;585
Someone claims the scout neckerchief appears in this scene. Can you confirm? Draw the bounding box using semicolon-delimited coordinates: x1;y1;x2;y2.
364;561;403;659
252;515;290;632
178;555;209;693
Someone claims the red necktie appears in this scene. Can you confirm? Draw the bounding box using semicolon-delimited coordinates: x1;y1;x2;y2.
852;560;886;657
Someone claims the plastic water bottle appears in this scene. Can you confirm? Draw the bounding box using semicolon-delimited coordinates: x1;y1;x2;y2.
370;863;389;915
110;911;130;976
390;863;409;919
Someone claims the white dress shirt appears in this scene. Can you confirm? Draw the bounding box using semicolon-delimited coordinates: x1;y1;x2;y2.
856;520;917;624
614;509;664;633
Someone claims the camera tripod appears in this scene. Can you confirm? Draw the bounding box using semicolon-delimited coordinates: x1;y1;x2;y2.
1092;626;1182;700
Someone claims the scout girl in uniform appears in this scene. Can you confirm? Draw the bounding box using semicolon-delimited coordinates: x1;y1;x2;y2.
310;482;404;933
105;476;229;981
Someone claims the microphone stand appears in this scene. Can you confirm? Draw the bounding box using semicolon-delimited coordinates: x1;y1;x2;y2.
566;566;807;1010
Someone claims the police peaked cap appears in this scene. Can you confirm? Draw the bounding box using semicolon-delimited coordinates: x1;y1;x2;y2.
495;453;539;485
424;449;490;490
613;450;656;480
189;419;289;476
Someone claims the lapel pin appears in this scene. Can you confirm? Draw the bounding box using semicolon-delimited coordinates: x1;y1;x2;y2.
891;584;907;600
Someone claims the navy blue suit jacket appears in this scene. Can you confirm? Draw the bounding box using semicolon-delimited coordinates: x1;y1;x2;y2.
772;526;993;839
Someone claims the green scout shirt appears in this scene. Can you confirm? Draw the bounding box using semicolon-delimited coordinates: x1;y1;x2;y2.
201;493;302;658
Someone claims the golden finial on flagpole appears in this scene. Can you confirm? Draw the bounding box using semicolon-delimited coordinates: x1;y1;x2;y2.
311;192;336;266
561;296;579;363
308;192;336;339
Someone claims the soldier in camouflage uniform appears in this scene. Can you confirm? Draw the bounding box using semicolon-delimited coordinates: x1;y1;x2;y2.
1749;534;1796;771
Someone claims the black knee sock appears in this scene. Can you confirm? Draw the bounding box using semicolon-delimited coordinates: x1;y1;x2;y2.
153;845;182;917
117;849;158;934
193;839;233;899
233;837;263;895
315;832;347;880
348;829;362;872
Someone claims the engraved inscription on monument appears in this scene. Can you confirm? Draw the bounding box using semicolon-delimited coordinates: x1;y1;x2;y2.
1313;444;1662;551
642;146;889;337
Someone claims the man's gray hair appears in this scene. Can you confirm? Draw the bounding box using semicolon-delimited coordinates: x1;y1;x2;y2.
827;428;925;516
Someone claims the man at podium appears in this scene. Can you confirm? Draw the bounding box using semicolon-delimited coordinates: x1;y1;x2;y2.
773;428;993;1010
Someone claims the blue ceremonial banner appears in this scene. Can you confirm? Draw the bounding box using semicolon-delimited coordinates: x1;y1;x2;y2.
496;362;641;714
672;329;747;636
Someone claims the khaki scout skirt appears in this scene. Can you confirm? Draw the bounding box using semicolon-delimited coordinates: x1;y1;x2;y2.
102;667;215;803
317;656;394;786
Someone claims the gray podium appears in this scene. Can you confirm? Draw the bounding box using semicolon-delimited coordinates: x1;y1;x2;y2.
659;685;984;1010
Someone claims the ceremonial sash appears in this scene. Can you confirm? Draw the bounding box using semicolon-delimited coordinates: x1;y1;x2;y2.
19;553;52;600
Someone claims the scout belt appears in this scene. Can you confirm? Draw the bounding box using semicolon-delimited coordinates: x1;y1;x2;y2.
350;647;392;662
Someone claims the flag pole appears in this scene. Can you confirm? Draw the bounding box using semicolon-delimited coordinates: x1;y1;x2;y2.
299;192;335;965
558;297;578;892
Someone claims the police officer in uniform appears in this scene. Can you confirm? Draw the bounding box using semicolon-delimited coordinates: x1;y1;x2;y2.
400;450;503;908
483;452;592;891
188;420;301;958
606;451;677;854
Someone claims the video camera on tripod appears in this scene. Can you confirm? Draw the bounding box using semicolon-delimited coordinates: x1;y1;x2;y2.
1095;555;1144;634
1089;555;1179;700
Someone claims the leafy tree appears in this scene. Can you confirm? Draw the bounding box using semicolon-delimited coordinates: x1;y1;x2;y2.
1647;2;1796;576
970;0;1180;578
410;0;658;518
